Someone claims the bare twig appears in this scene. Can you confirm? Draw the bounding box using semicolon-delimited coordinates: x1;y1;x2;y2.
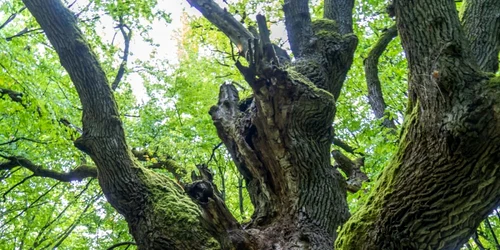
33;179;94;246
206;142;223;165
238;177;245;219
484;217;500;249
111;16;132;91
2;174;34;201
0;182;60;230
472;230;486;250
67;0;78;9
106;242;137;250
51;194;101;248
0;6;27;30
0;155;97;182
74;0;93;18
5;27;43;41
0;137;47;146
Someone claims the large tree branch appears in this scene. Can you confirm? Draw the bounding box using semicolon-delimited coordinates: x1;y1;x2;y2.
24;1;218;248
338;0;500;249
0;156;96;182
461;0;500;73
283;0;313;57
364;25;397;129
22;0;141;212
323;0;354;35
186;0;253;55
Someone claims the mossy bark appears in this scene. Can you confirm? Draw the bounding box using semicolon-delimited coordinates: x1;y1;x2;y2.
337;0;500;249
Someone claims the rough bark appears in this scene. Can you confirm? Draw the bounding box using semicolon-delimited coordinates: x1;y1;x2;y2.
323;0;354;35
283;0;314;57
364;25;398;129
337;0;500;249
23;1;218;249
461;0;500;73
188;0;358;248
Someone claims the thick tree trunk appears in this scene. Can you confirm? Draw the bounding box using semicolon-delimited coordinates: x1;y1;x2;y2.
337;0;500;249
23;1;219;249
188;0;357;248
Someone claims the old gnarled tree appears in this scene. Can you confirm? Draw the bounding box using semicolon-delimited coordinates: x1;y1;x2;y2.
4;0;499;249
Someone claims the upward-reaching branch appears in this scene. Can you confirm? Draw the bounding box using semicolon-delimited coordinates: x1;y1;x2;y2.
111;16;132;91
186;0;253;55
364;25;398;129
23;1;218;248
461;0;500;73
283;0;313;57
21;0;141;214
323;0;354;34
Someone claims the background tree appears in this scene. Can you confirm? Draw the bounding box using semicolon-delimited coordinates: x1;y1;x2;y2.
0;0;499;249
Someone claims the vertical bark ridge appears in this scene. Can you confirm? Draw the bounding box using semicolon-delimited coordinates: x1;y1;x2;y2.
323;0;354;35
461;0;500;73
283;0;314;58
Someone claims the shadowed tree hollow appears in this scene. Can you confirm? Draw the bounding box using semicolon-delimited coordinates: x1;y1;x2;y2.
1;0;499;249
